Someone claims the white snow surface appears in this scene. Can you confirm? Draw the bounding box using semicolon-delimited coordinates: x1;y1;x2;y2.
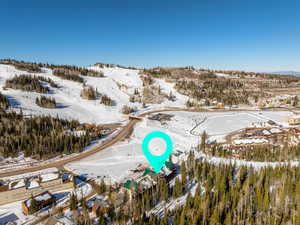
1;168;58;182
40;173;59;182
0;64;140;124
0;200;35;225
0;64;191;124
27;180;40;189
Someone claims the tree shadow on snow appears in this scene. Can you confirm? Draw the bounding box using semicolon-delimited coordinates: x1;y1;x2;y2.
56;102;69;109
53;191;70;204
6;96;20;108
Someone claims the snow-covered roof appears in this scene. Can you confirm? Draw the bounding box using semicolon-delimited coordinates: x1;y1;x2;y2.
40;173;59;182
26;192;53;207
28;180;39;189
290;115;300;119
161;166;173;176
10;179;25;189
35;192;52;202
66;130;86;137
262;130;271;135
270;128;281;134
2;167;58;182
233;138;268;145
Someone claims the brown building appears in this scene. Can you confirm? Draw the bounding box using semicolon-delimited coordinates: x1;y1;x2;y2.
287;115;300;125
91;199;109;216
22;191;56;215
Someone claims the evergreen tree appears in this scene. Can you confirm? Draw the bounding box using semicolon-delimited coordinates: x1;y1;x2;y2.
29;198;39;214
70;193;78;210
200;131;208;151
98;179;107;194
180;162;187;188
99;215;106;225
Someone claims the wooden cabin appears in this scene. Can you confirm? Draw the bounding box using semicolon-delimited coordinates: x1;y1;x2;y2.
22;191;55;215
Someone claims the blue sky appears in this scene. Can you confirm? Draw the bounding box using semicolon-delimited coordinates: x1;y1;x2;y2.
0;0;299;72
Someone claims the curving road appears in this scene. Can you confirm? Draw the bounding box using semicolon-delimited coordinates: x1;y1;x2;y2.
0;119;139;178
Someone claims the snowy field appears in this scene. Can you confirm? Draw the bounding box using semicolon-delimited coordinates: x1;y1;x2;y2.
191;111;293;141
66;110;293;182
0;64;189;124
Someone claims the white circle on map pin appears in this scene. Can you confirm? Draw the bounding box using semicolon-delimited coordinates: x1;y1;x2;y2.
148;137;167;156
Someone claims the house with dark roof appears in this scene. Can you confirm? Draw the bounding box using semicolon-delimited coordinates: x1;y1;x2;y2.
22;191;55;215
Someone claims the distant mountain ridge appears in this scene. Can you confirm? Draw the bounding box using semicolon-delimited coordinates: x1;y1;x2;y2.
272;71;300;76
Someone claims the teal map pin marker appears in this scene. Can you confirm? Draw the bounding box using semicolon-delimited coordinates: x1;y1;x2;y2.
142;131;173;173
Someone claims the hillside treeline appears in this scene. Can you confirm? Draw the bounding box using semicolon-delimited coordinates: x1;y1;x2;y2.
140;67;300;106
141;67;218;80
53;68;84;83
35;96;57;108
5;75;58;93
0;59;104;78
72;152;300;225
129;154;300;225
0;111;102;159
142;66;300;82
211;68;300;83
0;59;42;73
80;86;100;100
100;94;114;106
175;79;249;105
0;92;10;109
49;65;103;77
95;62;138;70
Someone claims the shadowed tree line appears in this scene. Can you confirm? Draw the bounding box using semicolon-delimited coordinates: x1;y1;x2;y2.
5;75;58;93
0;110;102;159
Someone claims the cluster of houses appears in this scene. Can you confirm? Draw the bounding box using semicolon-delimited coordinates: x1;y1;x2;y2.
0;171;71;192
1;155;180;223
122;160;177;193
229;126;300;151
249;120;277;128
0;170;73;215
1;148;183;224
199;99;225;108
255;94;298;108
287;115;300;125
54;159;179;222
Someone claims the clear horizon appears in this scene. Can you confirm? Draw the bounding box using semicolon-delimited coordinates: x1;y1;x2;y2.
1;0;300;72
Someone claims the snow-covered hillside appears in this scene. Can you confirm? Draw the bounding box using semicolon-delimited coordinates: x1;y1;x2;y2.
0;64;187;124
